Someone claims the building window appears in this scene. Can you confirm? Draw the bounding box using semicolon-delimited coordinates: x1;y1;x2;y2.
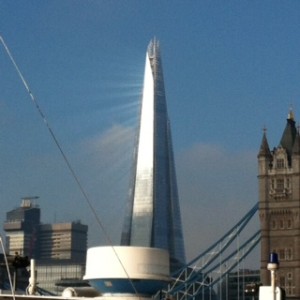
286;248;292;260
276;179;284;192
276;158;285;169
270;179;275;189
285;282;295;296
279;249;285;260
271;220;276;229
279;220;284;229
287;219;292;229
279;275;285;286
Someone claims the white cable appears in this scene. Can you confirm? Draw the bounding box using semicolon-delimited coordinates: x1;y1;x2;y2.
0;236;16;300
0;34;140;297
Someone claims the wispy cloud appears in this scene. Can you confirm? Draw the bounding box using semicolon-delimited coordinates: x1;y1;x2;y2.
73;124;137;245
176;143;259;262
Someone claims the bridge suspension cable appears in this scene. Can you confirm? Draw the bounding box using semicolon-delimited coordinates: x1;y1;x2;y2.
156;202;259;300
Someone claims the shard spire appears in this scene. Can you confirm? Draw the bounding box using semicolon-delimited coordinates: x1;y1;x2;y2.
121;39;186;272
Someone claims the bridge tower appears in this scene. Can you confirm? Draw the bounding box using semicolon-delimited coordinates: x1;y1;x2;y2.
258;109;300;298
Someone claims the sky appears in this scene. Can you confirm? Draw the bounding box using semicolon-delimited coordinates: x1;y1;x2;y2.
1;1;300;267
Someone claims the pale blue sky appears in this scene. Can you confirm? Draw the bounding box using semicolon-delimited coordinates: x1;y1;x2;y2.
1;1;300;264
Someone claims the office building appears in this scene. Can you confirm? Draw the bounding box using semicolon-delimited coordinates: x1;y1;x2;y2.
3;198;88;294
4;198;87;263
38;222;87;262
4;197;40;258
258;110;300;298
120;39;186;272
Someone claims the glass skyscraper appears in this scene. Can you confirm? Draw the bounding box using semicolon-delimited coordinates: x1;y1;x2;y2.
121;39;186;272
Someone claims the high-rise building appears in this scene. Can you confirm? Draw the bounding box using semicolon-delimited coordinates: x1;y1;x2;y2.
4;197;40;258
120;39;186;272
4;198;88;263
38;222;87;262
4;199;88;294
258;110;300;298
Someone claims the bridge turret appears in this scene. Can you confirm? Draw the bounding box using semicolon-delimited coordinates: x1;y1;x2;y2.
258;128;272;176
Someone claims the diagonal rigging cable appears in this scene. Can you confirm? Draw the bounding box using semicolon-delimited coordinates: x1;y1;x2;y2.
0;33;112;248
0;34;140;296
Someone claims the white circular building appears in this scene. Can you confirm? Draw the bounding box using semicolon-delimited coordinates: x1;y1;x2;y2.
84;246;170;296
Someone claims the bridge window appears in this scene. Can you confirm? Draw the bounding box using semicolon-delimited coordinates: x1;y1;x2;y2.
286;248;292;260
280;220;284;229
285;282;295;296
279;249;285;260
286;177;291;188
277;248;293;260
276;158;285;169
279;275;285;286
276;179;284;192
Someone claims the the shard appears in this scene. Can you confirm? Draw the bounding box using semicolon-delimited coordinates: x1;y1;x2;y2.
121;39;186;272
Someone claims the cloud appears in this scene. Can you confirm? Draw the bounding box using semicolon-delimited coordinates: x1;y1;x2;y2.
72;124;137;246
83;124;135;157
76;124;136;190
0;120;260;268
77;136;260;266
176;143;259;264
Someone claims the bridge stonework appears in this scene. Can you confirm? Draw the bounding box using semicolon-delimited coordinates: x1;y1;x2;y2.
258;110;300;299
